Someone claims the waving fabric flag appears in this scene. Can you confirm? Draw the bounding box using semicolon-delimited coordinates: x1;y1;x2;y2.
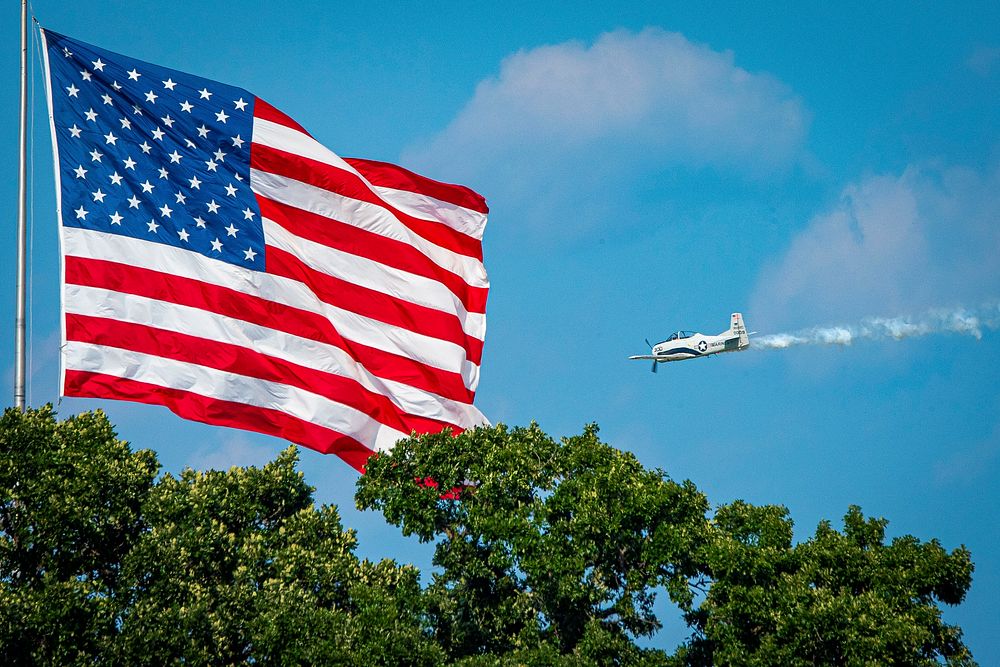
41;30;489;471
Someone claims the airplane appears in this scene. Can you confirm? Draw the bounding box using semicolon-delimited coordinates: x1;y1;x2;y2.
629;313;751;372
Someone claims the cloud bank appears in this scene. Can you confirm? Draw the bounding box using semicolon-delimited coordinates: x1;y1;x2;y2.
752;162;1000;329
402;28;809;238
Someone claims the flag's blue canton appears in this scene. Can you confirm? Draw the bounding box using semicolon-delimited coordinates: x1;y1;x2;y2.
46;32;264;270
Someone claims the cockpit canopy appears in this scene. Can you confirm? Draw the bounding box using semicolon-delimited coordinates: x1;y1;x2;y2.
664;331;697;342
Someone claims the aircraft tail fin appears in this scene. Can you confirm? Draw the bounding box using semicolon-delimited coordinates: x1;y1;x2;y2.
730;313;750;349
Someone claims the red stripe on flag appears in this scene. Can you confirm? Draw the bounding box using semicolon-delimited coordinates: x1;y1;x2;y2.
66;314;459;436
259;197;488;314
266;247;484;365
64;370;377;472
65;256;477;404
345;157;489;215
253;97;310;136
251;143;484;261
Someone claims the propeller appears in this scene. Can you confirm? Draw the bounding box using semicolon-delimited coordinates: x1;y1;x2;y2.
645;338;657;373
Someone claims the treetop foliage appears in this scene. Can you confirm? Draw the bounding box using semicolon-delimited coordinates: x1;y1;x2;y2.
0;407;978;665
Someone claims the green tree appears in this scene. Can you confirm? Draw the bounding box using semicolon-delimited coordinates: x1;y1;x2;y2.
356;423;711;664
0;407;441;666
114;448;442;665
0;405;158;665
0;408;978;665
675;501;976;666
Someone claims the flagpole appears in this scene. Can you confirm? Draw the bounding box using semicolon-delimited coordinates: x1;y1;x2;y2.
14;0;29;410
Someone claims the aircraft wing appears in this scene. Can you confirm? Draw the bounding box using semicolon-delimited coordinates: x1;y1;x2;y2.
629;355;660;360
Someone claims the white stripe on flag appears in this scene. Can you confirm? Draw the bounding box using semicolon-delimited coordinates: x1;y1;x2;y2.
370;184;488;239
65;284;489;429
251;168;488;286
264;218;486;340
63;226;481;388
63;340;410;452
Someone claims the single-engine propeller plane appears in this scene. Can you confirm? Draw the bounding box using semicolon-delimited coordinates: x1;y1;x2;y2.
630;313;751;372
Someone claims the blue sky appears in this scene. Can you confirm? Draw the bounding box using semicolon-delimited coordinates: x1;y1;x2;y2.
2;0;999;659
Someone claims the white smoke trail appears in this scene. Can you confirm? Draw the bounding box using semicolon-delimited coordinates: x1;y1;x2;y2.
754;303;1000;350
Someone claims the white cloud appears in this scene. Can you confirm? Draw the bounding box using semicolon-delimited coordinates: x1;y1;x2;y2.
751;162;1000;329
402;28;808;239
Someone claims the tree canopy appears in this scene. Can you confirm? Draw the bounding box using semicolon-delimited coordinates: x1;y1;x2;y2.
0;406;440;666
0;407;978;665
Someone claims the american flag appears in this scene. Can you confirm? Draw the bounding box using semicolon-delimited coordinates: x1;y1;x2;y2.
41;30;489;471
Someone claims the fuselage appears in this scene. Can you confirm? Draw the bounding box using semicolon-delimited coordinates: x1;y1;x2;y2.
630;313;751;369
650;331;745;362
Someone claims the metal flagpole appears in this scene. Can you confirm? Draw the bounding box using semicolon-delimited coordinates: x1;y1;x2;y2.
14;0;29;410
